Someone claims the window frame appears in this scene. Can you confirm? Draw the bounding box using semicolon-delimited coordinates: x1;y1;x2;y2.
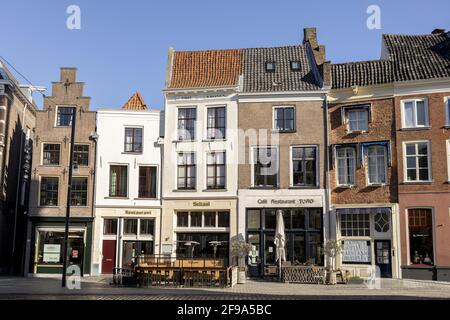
290;61;301;71
206;106;226;140
346;108;369;133
73;144;90;167
175;211;230;229
265;61;276;72
177;152;196;190
42;142;61;166
335;146;357;187
401;98;430;129
445;97;450;127
406;208;435;266
138;165;158;199
124;127;143;153
366;145;388;185
272;106;296;132
177;106;197;141
403;140;432;183
251;146;280;188
290;145;319;188
70;176;88;207
206;151;226;190
39;176;59;207
55;106;75;127
109;164;128;198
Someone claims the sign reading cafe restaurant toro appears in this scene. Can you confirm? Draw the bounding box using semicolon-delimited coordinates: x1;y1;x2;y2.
256;196;322;207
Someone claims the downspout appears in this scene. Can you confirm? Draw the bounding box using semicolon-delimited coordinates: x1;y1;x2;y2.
159;139;163;256
323;94;332;242
90;124;99;275
11;103;27;274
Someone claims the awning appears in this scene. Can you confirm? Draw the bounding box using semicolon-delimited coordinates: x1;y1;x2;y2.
336;207;391;215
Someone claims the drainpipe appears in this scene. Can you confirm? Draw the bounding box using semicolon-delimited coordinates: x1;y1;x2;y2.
90;127;99;275
11;103;28;275
323;93;332;245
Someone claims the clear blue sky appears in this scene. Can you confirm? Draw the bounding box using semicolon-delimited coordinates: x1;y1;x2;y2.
1;0;449;110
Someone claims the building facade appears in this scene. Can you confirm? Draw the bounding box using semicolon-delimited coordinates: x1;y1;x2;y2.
92;93;162;275
161;49;240;264
25;68;96;276
238;28;330;277
0;62;37;275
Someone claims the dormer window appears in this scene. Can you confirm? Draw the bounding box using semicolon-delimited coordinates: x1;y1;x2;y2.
290;61;301;71
265;62;275;72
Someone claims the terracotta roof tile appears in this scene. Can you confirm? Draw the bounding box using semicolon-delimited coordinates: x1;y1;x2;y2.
122;92;148;110
169;49;243;89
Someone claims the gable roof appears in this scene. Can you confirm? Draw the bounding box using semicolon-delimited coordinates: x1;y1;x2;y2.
242;45;321;92
383;33;450;82
122;92;148;110
168;49;243;89
331;60;393;89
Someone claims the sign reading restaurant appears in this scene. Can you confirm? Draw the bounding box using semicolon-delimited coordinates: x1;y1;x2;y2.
255;196;323;208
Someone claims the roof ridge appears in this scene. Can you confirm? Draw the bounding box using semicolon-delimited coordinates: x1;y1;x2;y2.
173;44;306;54
332;59;391;66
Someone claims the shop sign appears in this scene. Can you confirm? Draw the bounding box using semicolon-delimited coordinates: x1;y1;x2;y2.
125;210;153;215
43;244;61;263
342;240;371;263
256;196;322;207
193;201;210;207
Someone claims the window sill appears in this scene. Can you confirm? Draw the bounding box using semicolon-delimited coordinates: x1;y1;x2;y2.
444;125;450;129
172;140;197;143
346;130;368;135
289;185;320;189
366;183;386;187
122;152;143;155
71;206;89;208
38;206;59;208
172;189;197;192
202;188;227;192
41;165;62;167
134;197;158;200
104;197;129;199
401;181;433;185
271;129;296;134
335;185;356;189
400;126;431;131
250;186;280;190
202;139;227;142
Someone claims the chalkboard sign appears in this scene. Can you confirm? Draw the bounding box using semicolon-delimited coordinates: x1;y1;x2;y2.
342;240;371;263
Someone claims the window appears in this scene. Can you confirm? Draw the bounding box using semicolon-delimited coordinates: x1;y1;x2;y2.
56;107;74;127
340;213;370;237
140;219;154;236
177;212;189;227
402;99;429;128
138;166;157;198
404;142;431;182
204;212;216;227
207;107;226;139
103;219;117;235
408;209;434;265
74;145;89;166
336;147;356;186
124;127;143;153
43;144;60;165
124;219;138;235
71;177;88;206
347;109;368;132
367;145;387;184
176;233;229;260
39;177;59;206
190;212;202;227
265;62;275;72
218;212;230;228
178;108;196;140
253;147;279;188
447;140;450;181
109;165;128;197
207;152;225;189
290;61;301;71
375;212;390;233
446;98;450;126
177;153;196;190
273;107;295;132
292;146;317;187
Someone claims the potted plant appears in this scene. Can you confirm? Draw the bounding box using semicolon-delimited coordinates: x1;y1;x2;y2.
231;239;252;284
322;240;342;285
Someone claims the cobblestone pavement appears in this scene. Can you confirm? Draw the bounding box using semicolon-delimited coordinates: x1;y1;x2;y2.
0;276;450;300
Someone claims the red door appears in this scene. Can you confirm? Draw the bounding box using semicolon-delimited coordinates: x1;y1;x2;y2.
102;240;116;274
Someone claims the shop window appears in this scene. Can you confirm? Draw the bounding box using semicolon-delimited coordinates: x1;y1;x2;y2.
309;209;322;230
124;127;143;153
375;212;390;233
37;230;84;266
109;165;128;197
190;212;202;227
140;219;154;236
124;219;138;235
207;152;226;189
264;209;277;229
292;209;306;229
56;106;74;127
177;212;189;227
178;107;196;141
292;146;317;187
340;213;370;237
43;143;60;165
103;219;117;235
207;107;226;139
122;241;153;269
39;177;59;206
247;210;261;229
273;107;295;132
308;233;322;265
71;177;88;206
253;147;279;188
405;141;431;182
74;144;89;166
204;212;216;227
336;147;356;186
177;152;196;190
138;166;157;198
408;209;434;266
176;233;229;260
218;211;230;228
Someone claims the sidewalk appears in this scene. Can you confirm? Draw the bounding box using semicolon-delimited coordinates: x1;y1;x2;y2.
0;276;449;300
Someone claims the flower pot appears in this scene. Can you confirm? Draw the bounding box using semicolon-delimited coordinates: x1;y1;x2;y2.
237;271;247;284
326;271;337;285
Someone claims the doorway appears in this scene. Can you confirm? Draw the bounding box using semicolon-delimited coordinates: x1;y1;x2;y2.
101;240;116;274
375;240;392;278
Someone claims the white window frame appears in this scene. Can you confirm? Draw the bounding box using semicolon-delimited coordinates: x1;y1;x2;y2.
41;142;62;166
366;145;388;186
445;97;450;127
289;145;319;187
176;152;197;190
335;147;357;187
447;140;450;182
403;140;432;183
401;98;429;129
177;106;197;141
272;106;296;132
205;105;227;140
205;150;226;190
54;105;75;127
250;145;280;188
346;109;369;132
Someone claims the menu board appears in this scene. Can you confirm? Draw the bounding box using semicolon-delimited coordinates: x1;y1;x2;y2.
342;240;371;263
43;244;61;263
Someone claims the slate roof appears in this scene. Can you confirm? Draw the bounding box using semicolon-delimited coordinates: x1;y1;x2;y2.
122;92;148;110
168;49;243;89
242;46;321;92
331;60;393;89
383;33;450;82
